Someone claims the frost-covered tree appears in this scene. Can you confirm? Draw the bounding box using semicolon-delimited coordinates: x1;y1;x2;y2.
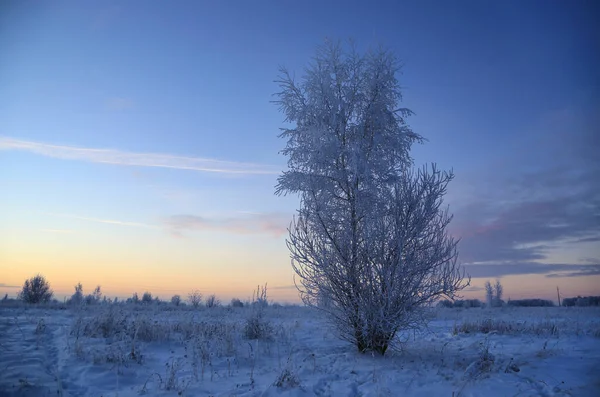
274;41;469;354
493;279;503;307
485;279;503;307
18;274;54;304
485;280;494;307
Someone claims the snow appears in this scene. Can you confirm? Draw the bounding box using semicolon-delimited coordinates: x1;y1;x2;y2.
1;304;599;396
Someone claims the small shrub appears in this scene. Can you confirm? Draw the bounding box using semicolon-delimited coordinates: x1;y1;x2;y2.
274;364;301;389
171;295;182;306
142;292;153;304
464;338;495;379
129;292;140;304
68;283;84;305
77;306;128;338
18;274;54;304
230;298;244;308
84;286;102;305
244;283;273;340
244;313;274;340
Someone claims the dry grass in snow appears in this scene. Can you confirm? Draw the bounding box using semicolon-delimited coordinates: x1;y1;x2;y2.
1;303;599;396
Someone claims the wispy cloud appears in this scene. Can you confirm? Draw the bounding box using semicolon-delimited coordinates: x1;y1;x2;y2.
0;283;20;289
0;136;279;175
464;285;485;292
269;285;298;290
163;212;290;237
449;103;600;268
463;262;600;278
453;192;600;264
546;265;600;278
45;212;158;229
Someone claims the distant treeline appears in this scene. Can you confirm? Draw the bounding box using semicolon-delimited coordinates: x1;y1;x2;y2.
437;299;483;308
562;296;600;307
437;296;600;308
507;299;554;307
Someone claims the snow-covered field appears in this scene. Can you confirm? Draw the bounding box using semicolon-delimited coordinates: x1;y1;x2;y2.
1;304;599;396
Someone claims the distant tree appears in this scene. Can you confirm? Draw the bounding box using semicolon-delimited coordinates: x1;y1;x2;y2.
188;290;202;308
485;281;494;307
142;291;153;304
2;293;8;302
171;295;182;306
93;285;102;301
484;279;504;307
274;41;469;354
493;280;503;307
130;292;139;304
205;294;220;308
18;274;54;304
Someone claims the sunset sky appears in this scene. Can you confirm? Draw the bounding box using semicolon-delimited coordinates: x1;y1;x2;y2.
1;1;598;303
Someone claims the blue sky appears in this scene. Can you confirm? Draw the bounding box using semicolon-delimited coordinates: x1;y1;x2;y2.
1;0;598;302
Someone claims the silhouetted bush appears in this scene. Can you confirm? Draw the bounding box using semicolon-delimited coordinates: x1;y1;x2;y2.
507;299;554;307
171;295;181;306
230;298;244;308
128;292;140;304
142;292;153;304
84;285;102;305
68;283;84;305
18;274;54;304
